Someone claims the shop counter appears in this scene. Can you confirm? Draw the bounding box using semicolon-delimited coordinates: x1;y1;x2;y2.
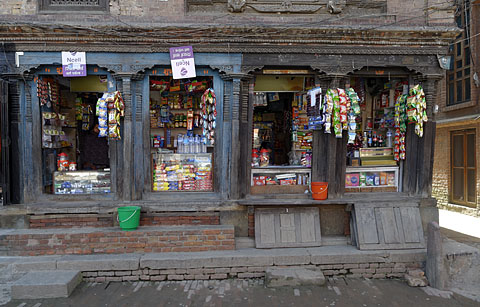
53;170;111;194
251;166;311;194
345;166;399;192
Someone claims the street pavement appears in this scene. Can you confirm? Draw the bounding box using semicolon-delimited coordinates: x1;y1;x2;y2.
2;277;478;307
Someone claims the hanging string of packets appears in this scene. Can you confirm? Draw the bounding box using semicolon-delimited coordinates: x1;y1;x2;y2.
200;88;216;146
96;91;125;140
307;87;361;143
406;85;427;137
394;94;408;161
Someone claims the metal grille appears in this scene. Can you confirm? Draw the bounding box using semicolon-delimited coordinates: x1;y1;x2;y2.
50;0;100;5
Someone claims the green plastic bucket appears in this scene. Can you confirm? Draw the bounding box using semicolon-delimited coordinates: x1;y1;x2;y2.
117;206;141;231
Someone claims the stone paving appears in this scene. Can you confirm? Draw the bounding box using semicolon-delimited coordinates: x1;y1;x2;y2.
1;277;478;307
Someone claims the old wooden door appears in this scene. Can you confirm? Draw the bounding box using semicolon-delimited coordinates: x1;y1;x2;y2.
255;207;322;248
351;203;425;250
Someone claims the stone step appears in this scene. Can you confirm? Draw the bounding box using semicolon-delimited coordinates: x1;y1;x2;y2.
265;267;326;287
11;270;82;299
235;237;255;249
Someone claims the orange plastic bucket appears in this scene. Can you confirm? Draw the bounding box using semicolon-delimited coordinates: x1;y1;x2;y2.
311;182;328;200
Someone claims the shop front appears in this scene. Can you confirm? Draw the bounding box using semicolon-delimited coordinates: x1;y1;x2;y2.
7;51;242;207
239;53;442;249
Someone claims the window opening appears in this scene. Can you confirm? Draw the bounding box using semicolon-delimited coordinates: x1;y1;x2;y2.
150;76;215;192
38;75;111;195
447;0;471;106
451;129;476;207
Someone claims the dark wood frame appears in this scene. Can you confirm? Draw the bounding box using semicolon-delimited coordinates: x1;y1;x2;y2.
447;0;472;106
38;0;109;13
450;129;476;207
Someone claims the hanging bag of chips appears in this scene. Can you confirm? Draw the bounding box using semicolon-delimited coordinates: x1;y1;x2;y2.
201;88;217;145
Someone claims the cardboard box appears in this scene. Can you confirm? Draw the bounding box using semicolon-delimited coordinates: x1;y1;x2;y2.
345;173;360;187
253;176;266;186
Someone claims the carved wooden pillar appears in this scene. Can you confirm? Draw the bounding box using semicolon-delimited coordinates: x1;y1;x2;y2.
224;73;250;200
115;73;134;201
311;74;349;198
403;75;441;197
132;74;144;201
416;75;441;197
4;75;24;203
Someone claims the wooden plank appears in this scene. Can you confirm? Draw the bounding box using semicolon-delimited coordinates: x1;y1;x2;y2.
334;131;347;197
400;207;421;243
377;208;400;244
403;123;418;195
250;185;309;194
416;121;435;197
259;213;276;245
300;211;316;242
279;213;296;243
357;208;379;244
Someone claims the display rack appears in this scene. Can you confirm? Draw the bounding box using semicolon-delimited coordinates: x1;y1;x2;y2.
251;166;311;194
53;170;111;194
345;166;399;192
152;153;213;192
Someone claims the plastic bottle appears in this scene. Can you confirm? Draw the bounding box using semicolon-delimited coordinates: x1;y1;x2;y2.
177;134;184;153
367;132;372;147
386;131;393;148
373;132;378;147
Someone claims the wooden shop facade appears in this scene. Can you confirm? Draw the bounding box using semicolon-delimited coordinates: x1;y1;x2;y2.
0;20;457;249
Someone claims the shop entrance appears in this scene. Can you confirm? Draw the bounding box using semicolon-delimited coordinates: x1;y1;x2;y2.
250;74;315;194
0;80;9;205
38;75;112;195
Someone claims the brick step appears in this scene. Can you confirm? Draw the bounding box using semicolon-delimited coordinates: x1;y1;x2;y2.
0;225;235;256
28;212;220;229
11;270;82;299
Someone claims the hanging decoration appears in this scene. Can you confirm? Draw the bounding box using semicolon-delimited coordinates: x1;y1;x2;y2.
394;93;408;161
406;84;427;137
96;91;125;140
200;88;217;145
346;88;361;144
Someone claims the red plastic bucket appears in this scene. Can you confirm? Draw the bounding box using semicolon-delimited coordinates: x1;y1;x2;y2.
311;182;328;200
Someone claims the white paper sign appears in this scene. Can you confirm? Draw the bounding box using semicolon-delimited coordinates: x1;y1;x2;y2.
169;46;196;79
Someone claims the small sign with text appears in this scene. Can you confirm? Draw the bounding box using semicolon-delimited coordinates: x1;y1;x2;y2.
61;52;87;77
169;46;196;79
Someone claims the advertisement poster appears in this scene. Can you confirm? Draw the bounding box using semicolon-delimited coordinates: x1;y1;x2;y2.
61;52;87;77
169;46;196;79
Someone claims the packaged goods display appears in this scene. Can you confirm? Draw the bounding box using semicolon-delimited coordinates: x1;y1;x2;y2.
152;153;213;192
149;77;215;192
53;170;111;194
37;75;112;194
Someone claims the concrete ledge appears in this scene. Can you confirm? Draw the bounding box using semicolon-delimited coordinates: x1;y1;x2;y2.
2;245;426;282
57;254;140;271
12;256;60;272
11;270;82;299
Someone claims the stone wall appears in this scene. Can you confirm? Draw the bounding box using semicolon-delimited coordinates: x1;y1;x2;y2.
81;262;422;282
0;0;454;27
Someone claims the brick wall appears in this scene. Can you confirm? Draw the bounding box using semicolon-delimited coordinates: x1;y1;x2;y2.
432;121;480;217
28;212;220;229
81;261;423;282
0;226;235;256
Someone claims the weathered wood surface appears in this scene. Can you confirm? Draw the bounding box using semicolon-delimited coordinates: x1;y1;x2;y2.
352;203;425;250
255;207;321;248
